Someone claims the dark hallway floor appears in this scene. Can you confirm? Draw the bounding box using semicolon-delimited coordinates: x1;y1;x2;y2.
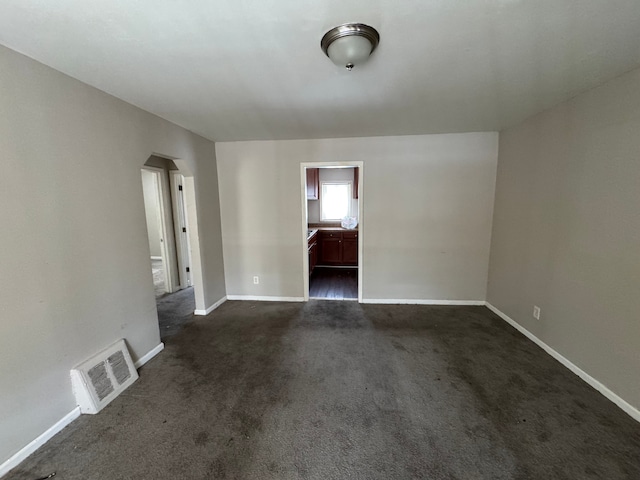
156;286;195;340
309;267;358;299
8;301;640;479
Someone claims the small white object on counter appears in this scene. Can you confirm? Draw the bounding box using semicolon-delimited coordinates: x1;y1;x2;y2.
341;216;358;229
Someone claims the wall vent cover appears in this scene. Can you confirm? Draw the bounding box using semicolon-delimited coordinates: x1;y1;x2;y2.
70;339;139;414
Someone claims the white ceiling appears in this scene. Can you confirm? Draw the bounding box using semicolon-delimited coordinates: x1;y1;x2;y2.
1;1;640;141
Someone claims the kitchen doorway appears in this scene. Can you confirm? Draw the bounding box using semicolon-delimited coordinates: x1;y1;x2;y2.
301;162;363;302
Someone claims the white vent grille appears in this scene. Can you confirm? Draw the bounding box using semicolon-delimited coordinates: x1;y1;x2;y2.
70;339;139;414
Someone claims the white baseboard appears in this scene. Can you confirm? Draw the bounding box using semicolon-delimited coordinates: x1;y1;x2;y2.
194;296;227;316
361;299;486;306
226;295;305;302
0;407;81;478
485;302;640;423
134;342;164;369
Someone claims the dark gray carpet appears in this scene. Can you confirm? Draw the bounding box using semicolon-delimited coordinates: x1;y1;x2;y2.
8;301;640;479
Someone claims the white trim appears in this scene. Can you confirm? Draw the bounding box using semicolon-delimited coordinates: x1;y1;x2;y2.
170;171;193;289
361;299;486;305
134;342;164;369
356;164;363;304
226;295;305;302
301;166;310;302
0;407;81;478
486;302;640;423
194;296;227;315
150;255;162;261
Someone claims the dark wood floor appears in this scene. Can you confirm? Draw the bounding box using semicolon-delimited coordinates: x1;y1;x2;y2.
309;267;358;300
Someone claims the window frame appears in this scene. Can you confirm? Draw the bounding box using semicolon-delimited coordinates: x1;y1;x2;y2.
319;180;353;222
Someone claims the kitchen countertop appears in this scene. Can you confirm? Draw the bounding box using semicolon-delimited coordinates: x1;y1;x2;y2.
307;226;358;240
312;227;358;232
308;224;358;230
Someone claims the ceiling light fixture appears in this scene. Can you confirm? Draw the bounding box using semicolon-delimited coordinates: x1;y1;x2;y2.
321;23;380;71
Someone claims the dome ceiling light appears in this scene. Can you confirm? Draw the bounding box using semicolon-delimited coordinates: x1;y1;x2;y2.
321;23;380;71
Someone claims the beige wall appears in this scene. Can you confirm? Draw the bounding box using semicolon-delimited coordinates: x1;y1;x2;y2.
144;155;179;172
191;148;226;307
216;133;498;300
0;45;225;465
488;67;640;410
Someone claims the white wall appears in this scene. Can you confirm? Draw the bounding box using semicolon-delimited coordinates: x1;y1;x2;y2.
0;44;226;466
216;133;498;300
488;67;640;411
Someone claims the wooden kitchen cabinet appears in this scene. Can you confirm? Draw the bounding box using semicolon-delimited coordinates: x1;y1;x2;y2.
320;234;342;264
306;168;319;200
342;231;358;265
318;230;358;266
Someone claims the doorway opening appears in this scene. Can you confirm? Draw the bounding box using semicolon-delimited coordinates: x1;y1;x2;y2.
141;155;195;339
141;167;170;296
302;163;363;302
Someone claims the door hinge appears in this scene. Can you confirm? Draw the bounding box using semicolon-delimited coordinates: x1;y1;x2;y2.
186;267;190;273
182;227;187;233
178;185;183;191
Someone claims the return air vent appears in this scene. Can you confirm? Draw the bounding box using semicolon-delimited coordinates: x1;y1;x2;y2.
70;339;139;414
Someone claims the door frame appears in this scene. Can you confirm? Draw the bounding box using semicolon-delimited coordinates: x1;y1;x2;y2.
300;161;364;302
141;166;178;294
170;171;193;289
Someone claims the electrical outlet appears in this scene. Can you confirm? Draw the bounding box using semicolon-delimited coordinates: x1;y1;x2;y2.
253;276;259;285
533;305;541;320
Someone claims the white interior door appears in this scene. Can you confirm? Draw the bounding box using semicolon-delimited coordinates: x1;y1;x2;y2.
170;171;192;288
